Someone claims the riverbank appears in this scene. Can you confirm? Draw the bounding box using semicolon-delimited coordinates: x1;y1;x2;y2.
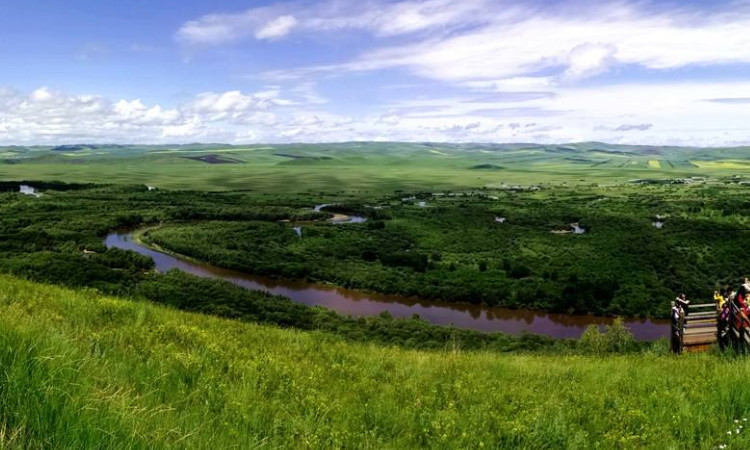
107;228;669;340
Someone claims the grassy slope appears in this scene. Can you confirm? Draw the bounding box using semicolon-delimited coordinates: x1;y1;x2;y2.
0;274;749;449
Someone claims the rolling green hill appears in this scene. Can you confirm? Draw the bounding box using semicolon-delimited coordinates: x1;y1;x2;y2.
0;273;748;448
2;142;750;192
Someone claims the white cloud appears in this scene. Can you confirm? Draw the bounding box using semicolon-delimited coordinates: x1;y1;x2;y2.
563;43;617;80
377;114;401;125
370;79;750;145
30;87;54;102
176;0;490;45
0;87;297;144
289;82;328;105
189;89;295;123
162;117;203;138
176;17;244;45
255;15;298;40
176;4;291;45
193;91;255;114
463;77;557;91
247;1;750;87
172;0;750;150
5;64;750;145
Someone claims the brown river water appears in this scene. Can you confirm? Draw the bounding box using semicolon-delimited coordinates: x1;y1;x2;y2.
105;231;669;340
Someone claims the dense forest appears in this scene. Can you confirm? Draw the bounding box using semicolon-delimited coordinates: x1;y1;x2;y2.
1;180;749;338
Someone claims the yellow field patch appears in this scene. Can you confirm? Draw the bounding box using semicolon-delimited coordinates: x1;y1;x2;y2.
692;160;750;170
648;160;661;169
429;149;448;156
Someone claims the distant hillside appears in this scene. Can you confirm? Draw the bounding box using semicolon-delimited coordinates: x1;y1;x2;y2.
2;141;749;192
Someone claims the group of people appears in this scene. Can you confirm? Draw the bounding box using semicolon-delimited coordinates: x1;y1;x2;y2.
714;278;750;312
715;280;750;348
670;279;750;352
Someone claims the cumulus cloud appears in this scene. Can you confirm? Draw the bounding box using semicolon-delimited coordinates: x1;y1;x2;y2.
189;90;294;122
563;43;618;80
0;87;304;144
7;77;750;146
29;87;54;102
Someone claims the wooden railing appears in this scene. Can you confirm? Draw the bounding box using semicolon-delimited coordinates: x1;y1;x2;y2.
671;302;717;354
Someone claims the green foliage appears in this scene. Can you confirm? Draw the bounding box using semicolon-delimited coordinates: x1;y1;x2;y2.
140;183;750;318
4;180;750;324
579;325;606;354
579;318;637;354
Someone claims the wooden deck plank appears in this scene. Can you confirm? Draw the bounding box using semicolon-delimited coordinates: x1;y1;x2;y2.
685;312;717;319
689;303;717;309
684;328;717;336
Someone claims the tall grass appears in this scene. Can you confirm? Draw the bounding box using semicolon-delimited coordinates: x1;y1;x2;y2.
0;274;748;448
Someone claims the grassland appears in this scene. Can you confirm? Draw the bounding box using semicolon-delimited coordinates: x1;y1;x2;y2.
3;142;750;193
2;273;750;449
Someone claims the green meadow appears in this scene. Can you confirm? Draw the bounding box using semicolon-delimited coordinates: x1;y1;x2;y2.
2;273;750;449
2;142;750;193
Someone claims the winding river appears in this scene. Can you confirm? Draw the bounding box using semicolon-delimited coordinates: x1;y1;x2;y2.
105;231;669;340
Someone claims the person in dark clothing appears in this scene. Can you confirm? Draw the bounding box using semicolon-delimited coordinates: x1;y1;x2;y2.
670;301;684;354
676;293;690;316
719;299;731;350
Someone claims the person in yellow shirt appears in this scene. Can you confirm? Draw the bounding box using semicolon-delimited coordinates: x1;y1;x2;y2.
715;290;726;311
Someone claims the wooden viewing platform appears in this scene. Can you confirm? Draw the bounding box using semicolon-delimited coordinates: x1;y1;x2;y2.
671;298;750;353
671;302;717;353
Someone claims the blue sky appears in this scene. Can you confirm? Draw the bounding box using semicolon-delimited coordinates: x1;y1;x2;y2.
2;0;750;145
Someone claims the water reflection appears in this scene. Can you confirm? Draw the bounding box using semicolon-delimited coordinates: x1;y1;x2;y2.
105;231;668;340
19;185;41;197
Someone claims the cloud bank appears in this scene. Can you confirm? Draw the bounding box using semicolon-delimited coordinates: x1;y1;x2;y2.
5;0;750;145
